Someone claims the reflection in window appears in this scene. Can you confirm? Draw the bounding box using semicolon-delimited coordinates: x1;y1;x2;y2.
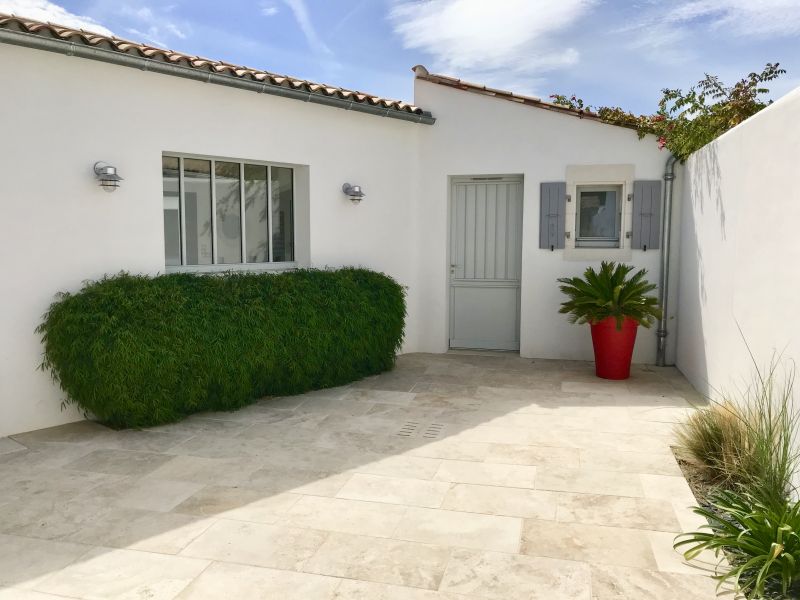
215;161;242;264
161;155;295;266
183;159;213;265
244;165;269;263
271;166;294;262
576;186;622;248
162;156;181;266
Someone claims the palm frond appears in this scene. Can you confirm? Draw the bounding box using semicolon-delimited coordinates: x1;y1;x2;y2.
557;261;662;328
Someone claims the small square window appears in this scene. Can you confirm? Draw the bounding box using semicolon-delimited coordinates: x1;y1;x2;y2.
576;185;622;248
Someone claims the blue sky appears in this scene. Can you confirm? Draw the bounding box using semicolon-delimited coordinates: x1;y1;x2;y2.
3;0;799;113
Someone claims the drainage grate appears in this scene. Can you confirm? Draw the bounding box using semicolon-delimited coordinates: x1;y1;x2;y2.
422;423;445;439
397;421;420;437
396;421;445;439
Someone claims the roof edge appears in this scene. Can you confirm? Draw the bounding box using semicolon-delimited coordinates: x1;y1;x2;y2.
413;68;637;131
0;15;435;126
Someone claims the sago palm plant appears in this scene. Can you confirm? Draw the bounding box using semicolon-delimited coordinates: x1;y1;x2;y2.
557;261;662;329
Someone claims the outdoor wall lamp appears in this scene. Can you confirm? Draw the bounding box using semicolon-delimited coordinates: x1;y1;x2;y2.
94;161;123;192
342;183;365;203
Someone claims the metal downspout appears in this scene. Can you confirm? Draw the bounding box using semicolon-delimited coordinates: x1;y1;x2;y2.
656;155;678;366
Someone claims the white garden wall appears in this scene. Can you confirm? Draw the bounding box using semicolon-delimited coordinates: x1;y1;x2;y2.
0;45;421;437
676;88;800;398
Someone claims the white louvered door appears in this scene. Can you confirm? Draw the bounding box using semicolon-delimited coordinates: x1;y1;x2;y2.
449;177;523;350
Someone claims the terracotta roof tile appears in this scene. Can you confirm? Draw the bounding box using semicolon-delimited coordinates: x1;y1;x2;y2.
411;65;636;130
0;12;430;120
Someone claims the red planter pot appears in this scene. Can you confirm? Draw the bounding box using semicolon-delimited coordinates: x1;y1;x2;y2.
590;316;639;380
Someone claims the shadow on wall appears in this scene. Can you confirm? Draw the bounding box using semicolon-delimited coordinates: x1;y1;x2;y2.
0;352;702;591
676;143;725;396
689;142;725;241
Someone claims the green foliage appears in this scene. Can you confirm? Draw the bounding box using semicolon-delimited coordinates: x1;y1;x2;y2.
37;268;405;428
676;359;798;509
557;261;662;329
550;63;786;160
677;400;752;487
675;489;800;599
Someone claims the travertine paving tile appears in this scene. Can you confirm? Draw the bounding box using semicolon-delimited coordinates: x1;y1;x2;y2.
590;563;719;599
556;493;682;532
440;548;592;600
303;531;450;589
434;460;536;488
34;547;208;599
175;562;341;599
180;519;327;570
639;474;697;503
536;467;644;497
2;353;714;598
0;437;25;455
578;449;682;476
0;441;97;471
0;534;90;589
442;483;558;519
352;453;442;480
407;439;490;461
115;478;204;512
284;495;408;537
63;448;172;476
245;467;352;497
521;519;658;570
0;590;70;599
1;494;117;540
66;508;214;554
393;506;522;553
10;421;110;445
332;579;466;600
485;443;580;468
174;486;301;522
341;389;417;405
145;454;261;486
0;466;113;505
336;473;451;508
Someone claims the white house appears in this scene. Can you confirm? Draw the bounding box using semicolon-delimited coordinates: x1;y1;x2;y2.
1;13;797;438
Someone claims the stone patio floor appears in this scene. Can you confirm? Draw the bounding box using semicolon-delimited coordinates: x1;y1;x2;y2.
0;352;724;599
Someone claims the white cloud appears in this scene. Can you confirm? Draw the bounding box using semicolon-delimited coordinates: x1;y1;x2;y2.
0;0;112;34
620;0;800;68
118;3;187;47
389;0;595;81
282;0;332;56
260;2;279;17
666;0;800;36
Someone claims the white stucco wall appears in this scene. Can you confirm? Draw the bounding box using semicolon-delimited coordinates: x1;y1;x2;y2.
0;43;688;437
413;79;681;363
0;45;422;436
676;87;800;398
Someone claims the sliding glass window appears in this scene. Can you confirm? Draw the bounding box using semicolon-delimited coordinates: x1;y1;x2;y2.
161;155;295;267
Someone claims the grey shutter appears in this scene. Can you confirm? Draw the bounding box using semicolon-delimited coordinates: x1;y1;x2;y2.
632;180;662;251
539;181;566;250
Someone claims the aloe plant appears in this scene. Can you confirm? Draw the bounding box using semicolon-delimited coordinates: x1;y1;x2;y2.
557;261;662;329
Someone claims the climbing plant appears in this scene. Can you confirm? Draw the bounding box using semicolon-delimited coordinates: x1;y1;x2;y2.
550;63;786;161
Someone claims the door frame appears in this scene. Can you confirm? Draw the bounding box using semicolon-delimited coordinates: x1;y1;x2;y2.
446;174;524;351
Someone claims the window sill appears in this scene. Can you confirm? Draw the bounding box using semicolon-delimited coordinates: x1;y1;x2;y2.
165;262;298;274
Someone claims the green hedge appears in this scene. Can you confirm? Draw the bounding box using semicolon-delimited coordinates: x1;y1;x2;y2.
37;268;405;428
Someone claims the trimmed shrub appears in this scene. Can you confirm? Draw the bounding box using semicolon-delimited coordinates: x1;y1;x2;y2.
37;268;405;428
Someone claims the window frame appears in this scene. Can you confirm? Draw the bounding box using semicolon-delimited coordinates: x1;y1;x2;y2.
574;184;624;249
163;152;297;273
